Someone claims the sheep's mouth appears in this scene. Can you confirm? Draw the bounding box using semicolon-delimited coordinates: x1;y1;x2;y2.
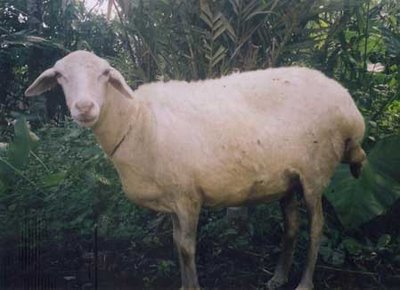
75;116;97;127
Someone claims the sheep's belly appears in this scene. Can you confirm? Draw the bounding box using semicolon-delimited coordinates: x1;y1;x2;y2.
203;190;286;208
120;173;290;212
201;178;290;208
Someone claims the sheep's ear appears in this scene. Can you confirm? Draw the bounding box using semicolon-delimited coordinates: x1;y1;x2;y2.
108;68;133;99
25;68;58;97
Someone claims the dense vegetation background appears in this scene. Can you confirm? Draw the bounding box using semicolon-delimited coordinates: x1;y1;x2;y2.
1;0;400;289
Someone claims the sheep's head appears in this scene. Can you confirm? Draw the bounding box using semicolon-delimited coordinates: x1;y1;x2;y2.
25;50;133;128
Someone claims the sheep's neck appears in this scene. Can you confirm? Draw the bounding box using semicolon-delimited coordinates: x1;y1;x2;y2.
92;85;137;157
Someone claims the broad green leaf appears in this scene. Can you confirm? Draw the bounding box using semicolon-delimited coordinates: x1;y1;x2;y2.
342;238;364;255
320;236;345;266
325;136;400;228
0;118;40;191
41;172;67;188
377;234;391;249
7;117;39;170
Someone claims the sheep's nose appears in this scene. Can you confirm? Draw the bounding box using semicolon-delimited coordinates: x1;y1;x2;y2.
75;101;94;113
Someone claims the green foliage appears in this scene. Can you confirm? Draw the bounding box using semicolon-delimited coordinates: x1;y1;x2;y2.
319;231;400;272
0;117;38;192
0;119;142;241
200;3;230;76
325;136;400;228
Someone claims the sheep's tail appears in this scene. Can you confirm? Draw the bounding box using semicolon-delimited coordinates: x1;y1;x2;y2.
342;138;367;178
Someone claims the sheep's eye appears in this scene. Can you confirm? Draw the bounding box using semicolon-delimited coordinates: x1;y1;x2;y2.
102;69;111;76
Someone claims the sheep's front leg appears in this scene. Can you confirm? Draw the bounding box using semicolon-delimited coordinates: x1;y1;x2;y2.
295;190;324;290
267;192;299;289
171;202;201;290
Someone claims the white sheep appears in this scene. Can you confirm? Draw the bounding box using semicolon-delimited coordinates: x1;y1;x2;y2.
25;50;366;290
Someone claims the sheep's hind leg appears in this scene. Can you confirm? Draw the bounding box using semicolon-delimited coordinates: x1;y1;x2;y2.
267;191;299;290
295;183;324;290
171;201;201;290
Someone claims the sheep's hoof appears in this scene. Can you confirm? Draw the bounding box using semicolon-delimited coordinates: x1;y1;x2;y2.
266;276;287;289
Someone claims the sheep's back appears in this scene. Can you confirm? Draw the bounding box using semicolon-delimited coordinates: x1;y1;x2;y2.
136;66;363;146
